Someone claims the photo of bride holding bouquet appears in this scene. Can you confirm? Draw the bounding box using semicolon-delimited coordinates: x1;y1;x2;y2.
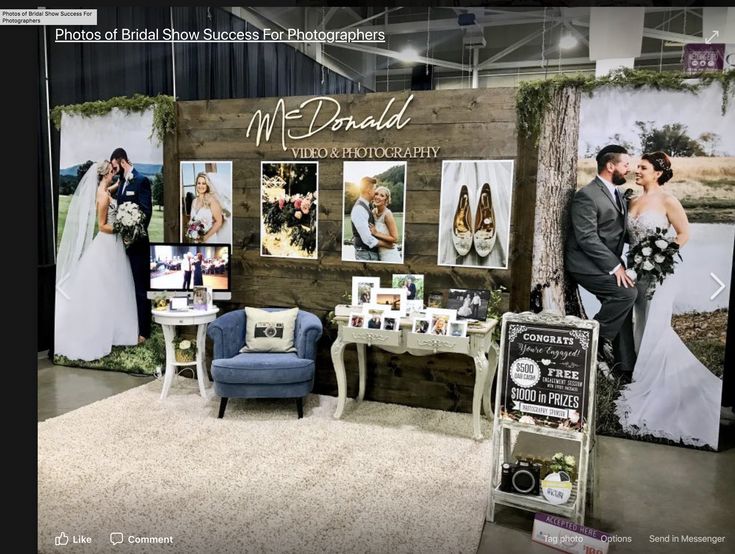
572;84;734;450
180;161;233;246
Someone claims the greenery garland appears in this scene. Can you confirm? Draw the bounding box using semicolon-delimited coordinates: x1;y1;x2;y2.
517;68;735;143
50;94;176;143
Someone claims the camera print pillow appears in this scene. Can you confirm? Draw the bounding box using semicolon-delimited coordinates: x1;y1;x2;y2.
241;307;299;353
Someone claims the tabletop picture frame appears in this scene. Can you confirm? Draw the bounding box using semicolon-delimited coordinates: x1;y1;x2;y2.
411;318;430;334
370;287;408;317
352;276;381;306
449;320;468;337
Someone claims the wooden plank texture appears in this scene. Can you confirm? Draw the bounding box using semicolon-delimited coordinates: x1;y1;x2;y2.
168;87;535;413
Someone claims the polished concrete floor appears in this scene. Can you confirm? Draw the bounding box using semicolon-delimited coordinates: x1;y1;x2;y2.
39;358;734;553
37;356;155;422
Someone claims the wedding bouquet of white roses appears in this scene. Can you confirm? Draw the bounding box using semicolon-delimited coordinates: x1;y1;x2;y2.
549;452;577;481
113;202;148;248
626;227;682;299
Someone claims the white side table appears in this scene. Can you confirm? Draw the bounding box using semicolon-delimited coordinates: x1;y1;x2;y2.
330;306;499;440
152;307;219;400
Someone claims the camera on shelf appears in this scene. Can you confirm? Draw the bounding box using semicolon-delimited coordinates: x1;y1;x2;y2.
499;460;542;495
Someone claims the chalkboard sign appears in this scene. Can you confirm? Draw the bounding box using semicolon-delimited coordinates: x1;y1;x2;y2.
499;312;598;432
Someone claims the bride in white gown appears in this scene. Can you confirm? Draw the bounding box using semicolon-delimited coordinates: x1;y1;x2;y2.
368;185;402;263
188;172;225;243
55;161;139;361
614;152;722;449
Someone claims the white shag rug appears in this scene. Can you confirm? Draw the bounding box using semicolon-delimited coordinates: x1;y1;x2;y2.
39;380;492;553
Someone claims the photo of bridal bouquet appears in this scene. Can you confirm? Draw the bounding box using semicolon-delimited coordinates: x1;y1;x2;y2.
260;162;319;259
626;227;682;299
113;202;148;248
187;219;207;242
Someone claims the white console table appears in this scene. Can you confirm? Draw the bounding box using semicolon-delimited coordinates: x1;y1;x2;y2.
152;307;219;400
330;306;499;440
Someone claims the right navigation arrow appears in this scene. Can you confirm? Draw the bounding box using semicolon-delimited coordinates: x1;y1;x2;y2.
710;273;725;300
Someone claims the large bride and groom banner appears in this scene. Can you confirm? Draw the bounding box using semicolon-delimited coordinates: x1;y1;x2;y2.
573;81;734;450
53;104;165;373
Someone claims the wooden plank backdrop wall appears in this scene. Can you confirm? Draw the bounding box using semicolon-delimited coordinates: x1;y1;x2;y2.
163;88;536;412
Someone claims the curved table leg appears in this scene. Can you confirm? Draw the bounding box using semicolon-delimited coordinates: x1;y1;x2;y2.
472;351;489;440
483;344;499;418
160;324;177;400
195;323;209;399
330;335;347;418
356;343;367;403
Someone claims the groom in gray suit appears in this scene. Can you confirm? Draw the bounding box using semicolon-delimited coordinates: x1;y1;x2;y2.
566;145;637;380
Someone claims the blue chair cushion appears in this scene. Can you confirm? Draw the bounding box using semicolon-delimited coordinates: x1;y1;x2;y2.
211;353;315;385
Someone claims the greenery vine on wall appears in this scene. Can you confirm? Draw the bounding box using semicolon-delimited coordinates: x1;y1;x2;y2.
50;94;176;143
517;68;735;144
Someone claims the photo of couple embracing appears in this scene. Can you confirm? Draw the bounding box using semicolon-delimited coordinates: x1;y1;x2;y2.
55;148;152;361
568;145;724;450
569;83;734;451
342;161;407;264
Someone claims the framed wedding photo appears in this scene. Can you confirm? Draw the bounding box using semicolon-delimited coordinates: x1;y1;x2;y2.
426;308;456;336
437;160;514;270
341;160;407;264
391;274;424;302
447;288;492;321
260;161;319;260
363;308;385;330
348;312;365;328
392;273;424;313
351;276;381;306
382;315;400;332
370;287;408;317
412;318;430;334
449;320;468;338
180;161;234;247
429;314;451;336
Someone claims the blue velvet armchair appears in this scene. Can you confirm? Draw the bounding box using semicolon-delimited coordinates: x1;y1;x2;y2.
207;308;323;419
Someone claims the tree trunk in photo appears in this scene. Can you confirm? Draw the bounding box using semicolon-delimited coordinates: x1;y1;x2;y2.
531;86;586;317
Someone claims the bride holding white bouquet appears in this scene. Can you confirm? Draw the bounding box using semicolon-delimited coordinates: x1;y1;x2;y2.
615;151;722;449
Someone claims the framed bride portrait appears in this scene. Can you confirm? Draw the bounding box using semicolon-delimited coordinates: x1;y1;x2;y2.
180;161;233;247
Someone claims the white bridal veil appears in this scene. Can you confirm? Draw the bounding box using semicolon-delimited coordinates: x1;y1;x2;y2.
208;171;233;243
56;162;99;299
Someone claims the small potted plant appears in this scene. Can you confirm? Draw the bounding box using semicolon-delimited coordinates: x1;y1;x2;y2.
547;452;577;482
173;336;197;363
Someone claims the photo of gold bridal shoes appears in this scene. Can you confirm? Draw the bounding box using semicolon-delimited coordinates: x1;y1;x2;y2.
473;183;496;257
452;184;473;256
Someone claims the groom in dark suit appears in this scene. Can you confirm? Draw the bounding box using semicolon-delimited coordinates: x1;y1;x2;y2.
111;147;152;343
565;145;637;380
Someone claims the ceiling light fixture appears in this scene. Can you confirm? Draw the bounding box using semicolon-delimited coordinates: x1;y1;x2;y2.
399;46;420;63
559;34;578;50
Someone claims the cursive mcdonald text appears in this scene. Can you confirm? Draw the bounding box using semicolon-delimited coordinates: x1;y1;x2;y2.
247;95;414;151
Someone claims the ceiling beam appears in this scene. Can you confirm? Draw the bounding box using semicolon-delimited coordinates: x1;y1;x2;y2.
481;8;560;18
321;7;339;28
563;21;589;47
335;7;403;32
326;41;466;71
375;32;461;70
571;18;703;44
652;9;684;30
343;8;363;21
478;22;562;69
481;49;685;70
381;14;563;35
375;49;685;76
234;8;358;82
